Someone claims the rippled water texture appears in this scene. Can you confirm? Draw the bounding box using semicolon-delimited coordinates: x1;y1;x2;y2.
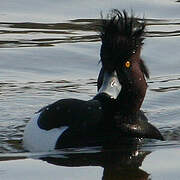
0;0;180;179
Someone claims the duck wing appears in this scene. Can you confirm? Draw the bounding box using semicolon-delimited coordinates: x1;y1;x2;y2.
37;98;104;132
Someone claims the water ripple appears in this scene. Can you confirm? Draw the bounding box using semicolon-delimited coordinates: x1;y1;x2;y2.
0;18;180;48
148;74;180;92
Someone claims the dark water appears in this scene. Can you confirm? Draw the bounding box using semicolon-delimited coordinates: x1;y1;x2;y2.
0;0;180;179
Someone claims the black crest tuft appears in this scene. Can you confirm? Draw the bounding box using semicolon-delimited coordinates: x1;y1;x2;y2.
100;9;146;71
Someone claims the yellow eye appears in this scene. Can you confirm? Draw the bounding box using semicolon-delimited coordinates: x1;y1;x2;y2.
125;61;131;68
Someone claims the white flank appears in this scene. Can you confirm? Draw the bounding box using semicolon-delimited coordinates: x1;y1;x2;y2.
23;113;68;152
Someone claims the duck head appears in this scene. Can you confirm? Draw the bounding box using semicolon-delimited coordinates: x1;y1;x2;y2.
97;10;164;141
98;10;148;110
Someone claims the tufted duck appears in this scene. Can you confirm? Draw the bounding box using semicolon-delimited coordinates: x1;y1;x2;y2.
23;10;163;152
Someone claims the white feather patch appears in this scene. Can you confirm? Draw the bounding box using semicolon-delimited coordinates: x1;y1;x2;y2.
23;113;68;152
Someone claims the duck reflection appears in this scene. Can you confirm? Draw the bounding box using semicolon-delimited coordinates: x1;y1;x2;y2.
40;144;150;180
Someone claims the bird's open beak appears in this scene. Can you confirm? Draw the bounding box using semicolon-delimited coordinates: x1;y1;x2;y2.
98;71;121;99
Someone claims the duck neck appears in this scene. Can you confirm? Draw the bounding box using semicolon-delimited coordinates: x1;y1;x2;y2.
117;76;147;114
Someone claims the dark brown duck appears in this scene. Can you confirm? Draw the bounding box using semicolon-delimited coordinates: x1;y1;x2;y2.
98;9;164;140
23;10;163;152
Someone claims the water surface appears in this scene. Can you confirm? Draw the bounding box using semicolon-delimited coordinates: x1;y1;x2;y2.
0;0;180;179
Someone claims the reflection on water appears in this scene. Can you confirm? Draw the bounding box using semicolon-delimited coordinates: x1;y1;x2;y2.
0;145;151;179
146;19;180;37
0;20;100;48
151;86;180;92
149;75;180;92
41;146;151;180
0;79;97;96
0;18;180;48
